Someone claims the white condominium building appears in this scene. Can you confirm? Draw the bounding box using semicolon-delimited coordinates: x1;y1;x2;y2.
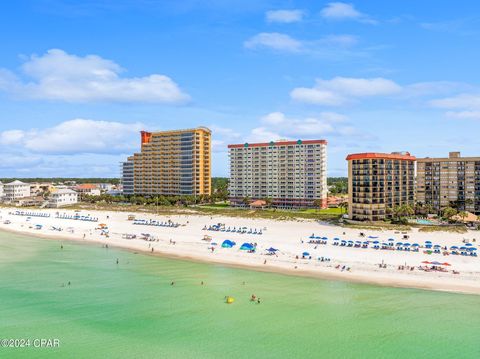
3;180;31;201
228;139;328;208
48;189;79;208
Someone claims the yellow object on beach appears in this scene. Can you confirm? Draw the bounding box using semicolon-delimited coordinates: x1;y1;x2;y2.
226;296;234;304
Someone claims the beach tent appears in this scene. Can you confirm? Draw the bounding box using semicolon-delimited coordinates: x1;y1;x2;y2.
240;243;254;251
221;240;236;248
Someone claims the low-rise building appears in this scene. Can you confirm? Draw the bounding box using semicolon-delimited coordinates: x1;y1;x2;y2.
3;180;31;201
75;184;101;197
48;189;78;208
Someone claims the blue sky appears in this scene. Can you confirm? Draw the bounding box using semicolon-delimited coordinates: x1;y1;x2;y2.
0;0;479;178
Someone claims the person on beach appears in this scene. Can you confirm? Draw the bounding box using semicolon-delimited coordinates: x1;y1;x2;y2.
116;258;119;265
171;281;175;286
151;248;154;252
201;281;204;285
250;294;256;301
60;245;63;250
257;298;261;304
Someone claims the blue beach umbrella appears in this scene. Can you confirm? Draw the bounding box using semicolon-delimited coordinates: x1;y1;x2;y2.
465;243;473;247
425;241;432;244
388;238;395;241
302;252;310;256
450;246;458;249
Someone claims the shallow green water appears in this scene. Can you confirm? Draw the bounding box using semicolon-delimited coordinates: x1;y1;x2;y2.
0;231;479;359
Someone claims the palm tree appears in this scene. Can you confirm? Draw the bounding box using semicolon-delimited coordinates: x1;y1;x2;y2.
442;207;458;220
339;201;348;214
242;196;251;207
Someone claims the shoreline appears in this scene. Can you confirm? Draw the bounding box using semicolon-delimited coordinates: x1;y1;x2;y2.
1;207;479;296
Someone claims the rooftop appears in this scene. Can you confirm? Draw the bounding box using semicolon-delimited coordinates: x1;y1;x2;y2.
228;139;327;149
346;152;416;161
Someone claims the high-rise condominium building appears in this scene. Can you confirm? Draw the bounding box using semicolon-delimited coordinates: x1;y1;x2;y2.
121;157;134;195
228;139;328;208
127;127;211;196
416;152;480;214
346;152;416;221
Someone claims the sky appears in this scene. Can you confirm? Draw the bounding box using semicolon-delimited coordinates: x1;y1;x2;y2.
0;0;479;178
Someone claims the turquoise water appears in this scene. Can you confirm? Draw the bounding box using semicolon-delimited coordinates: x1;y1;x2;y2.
0;231;479;359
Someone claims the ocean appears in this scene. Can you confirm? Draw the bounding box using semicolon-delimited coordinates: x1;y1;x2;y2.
0;231;479;358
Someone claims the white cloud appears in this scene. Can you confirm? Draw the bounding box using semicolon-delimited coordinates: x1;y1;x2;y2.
266;9;304;23
209;125;241;152
445;111;480;120
246;111;354;142
320;2;376;24
291;76;401;105
244;32;302;52
430;94;480;109
0;49;190;103
0;119;143;155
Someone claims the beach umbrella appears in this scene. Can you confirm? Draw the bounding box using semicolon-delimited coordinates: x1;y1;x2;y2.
403;243;411;246
465;243;473;247
302;252;310;256
333;238;340;241
322;237;328;240
469;247;477;251
434;244;441;248
430;261;442;265
372;241;379;244
412;243;419;247
388;238;395;241
450;246;458;249
267;247;278;252
396;242;403;246
421;261;430;264
460;246;467;250
425;241;432;244
442;262;451;266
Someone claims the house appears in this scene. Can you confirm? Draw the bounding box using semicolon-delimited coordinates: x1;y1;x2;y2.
0;181;4;199
3;180;31;201
48;189;79;208
74;184;101;197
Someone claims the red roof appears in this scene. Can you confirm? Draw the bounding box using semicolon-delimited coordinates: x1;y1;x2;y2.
346;152;416;161
75;184;98;190
228;139;327;149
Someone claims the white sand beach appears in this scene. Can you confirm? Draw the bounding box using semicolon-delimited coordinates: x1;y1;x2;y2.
1;207;479;295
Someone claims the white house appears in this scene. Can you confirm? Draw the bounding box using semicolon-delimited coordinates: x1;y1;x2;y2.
4;180;31;201
0;181;4;199
48;189;78;208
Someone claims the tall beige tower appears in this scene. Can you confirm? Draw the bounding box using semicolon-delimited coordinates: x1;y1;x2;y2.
132;127;211;196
